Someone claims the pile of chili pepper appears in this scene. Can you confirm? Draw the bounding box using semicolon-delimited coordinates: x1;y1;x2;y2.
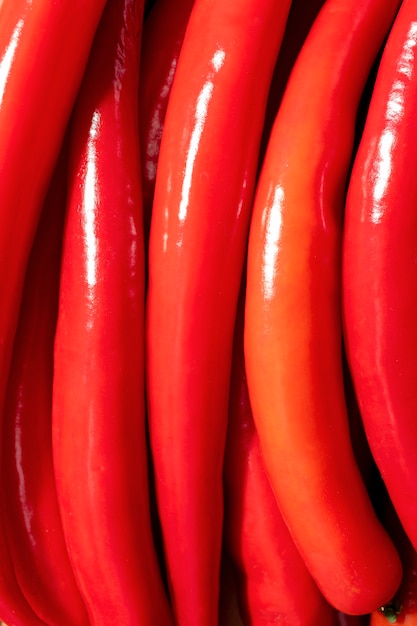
1;0;417;624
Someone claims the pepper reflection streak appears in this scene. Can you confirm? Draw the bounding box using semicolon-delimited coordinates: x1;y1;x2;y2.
0;18;24;109
370;22;417;225
178;48;225;227
261;183;284;301
82;109;100;296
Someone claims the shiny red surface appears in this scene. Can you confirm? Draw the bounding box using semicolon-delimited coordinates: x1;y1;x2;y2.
0;1;106;623
145;0;291;623
244;0;402;615
343;0;417;559
52;0;173;624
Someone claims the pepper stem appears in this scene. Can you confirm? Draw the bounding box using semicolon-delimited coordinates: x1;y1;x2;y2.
377;600;402;624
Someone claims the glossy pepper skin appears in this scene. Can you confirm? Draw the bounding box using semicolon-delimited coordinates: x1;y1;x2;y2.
0;2;106;623
52;0;174;624
224;282;337;626
2;139;90;626
145;0;292;622
139;0;195;239
244;0;403;615
342;0;417;556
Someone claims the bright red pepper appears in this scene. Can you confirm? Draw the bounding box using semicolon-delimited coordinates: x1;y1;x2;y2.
2;138;90;626
145;0;292;622
224;282;337;626
342;0;417;558
139;0;195;239
0;2;105;623
244;0;403;614
52;0;173;624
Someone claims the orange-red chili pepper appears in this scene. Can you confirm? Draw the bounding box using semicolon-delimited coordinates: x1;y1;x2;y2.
244;0;402;614
224;282;337;626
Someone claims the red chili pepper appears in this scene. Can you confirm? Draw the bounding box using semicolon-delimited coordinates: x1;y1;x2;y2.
2;137;90;626
0;2;105;623
224;281;337;626
244;0;402;615
145;0;292;622
52;0;173;624
342;0;417;558
139;0;195;239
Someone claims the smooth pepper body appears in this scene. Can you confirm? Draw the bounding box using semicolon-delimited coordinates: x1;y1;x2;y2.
244;0;403;614
0;1;106;623
52;0;174;623
342;0;417;557
146;0;292;623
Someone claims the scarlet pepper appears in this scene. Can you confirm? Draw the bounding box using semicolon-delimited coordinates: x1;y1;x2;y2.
52;0;173;623
145;0;292;623
0;2;105;623
342;0;417;558
244;0;402;614
2;137;90;626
